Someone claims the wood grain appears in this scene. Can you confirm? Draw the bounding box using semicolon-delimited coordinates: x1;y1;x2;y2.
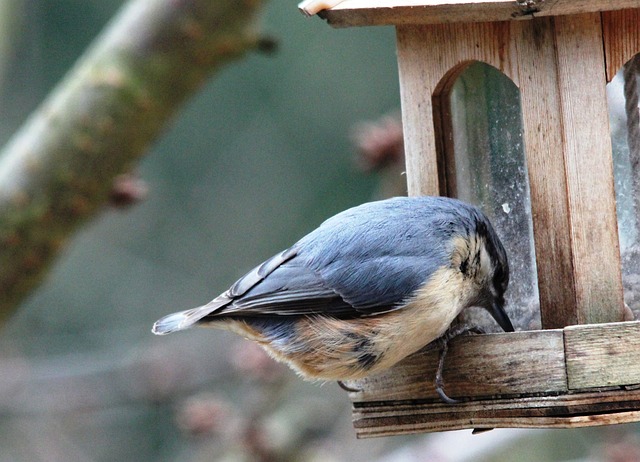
321;0;640;28
353;386;640;436
396;21;515;196
602;9;640;82
565;321;640;389
353;392;640;436
509;14;625;327
511;17;578;328
348;321;640;436
553;13;624;324
345;330;566;402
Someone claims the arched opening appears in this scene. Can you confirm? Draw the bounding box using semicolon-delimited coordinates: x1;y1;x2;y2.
433;61;539;330
607;54;640;319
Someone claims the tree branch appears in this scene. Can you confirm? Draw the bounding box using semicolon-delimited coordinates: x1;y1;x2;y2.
0;0;267;322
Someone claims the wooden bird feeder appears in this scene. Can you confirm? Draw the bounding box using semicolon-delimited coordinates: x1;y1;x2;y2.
300;1;640;437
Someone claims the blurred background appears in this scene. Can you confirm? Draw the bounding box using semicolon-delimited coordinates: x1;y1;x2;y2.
1;1;640;461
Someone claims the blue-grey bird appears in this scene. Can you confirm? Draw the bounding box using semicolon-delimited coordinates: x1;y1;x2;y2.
152;196;513;396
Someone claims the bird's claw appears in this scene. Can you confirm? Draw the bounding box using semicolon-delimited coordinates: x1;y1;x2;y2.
433;325;485;404
337;380;361;393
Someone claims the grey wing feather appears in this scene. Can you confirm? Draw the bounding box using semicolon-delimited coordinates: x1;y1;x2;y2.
216;258;351;317
227;247;298;297
152;247;299;334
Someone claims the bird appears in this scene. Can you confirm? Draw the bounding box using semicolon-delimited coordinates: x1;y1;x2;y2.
152;196;514;401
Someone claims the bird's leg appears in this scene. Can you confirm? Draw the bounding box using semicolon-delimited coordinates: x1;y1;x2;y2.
435;336;459;404
434;325;485;404
337;380;360;393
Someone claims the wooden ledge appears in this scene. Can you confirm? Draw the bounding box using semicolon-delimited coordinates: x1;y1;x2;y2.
318;1;640;27
344;321;640;437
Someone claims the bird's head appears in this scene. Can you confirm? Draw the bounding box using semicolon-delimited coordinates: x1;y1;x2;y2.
451;208;513;333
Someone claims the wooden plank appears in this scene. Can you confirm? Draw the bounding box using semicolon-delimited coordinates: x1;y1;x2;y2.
511;18;578;328
320;0;640;28
349;321;640;436
565;321;640;389
354;390;640;436
396;24;440;196
353;391;640;436
346;321;640;402
602;9;640;82
396;21;515;196
345;330;566;403
553;13;625;324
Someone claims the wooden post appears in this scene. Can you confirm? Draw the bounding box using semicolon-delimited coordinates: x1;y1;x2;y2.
514;14;624;327
552;13;623;325
511;18;579;328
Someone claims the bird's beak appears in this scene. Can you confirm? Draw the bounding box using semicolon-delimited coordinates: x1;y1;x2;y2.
488;299;514;332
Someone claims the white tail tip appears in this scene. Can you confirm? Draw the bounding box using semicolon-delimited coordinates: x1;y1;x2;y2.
298;0;344;16
152;311;192;335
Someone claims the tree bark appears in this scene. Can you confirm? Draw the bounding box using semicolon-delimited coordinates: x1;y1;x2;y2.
0;0;267;323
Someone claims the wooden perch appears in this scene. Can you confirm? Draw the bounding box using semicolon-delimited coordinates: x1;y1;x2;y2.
0;0;267;323
345;321;640;437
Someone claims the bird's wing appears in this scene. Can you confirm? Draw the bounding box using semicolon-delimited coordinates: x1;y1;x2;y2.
153;197;452;334
213;202;447;318
217;253;355;317
218;252;437;318
152;245;360;334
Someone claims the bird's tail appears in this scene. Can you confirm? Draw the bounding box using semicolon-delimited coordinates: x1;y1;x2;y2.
151;292;232;335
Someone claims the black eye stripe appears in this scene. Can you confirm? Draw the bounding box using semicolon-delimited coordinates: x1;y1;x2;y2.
460;257;469;275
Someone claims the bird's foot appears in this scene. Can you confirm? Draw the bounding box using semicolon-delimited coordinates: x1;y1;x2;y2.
337;380;361;393
434;325;485;404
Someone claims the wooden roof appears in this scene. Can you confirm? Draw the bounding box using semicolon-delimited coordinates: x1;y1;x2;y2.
306;0;640;27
